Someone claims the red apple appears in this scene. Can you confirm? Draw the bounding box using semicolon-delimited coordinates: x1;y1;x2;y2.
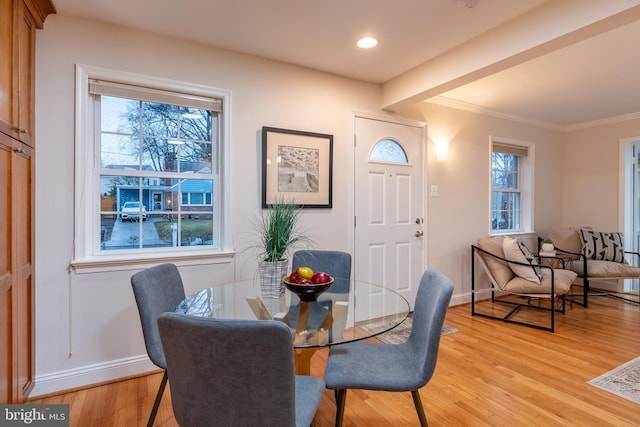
288;271;300;282
312;271;332;284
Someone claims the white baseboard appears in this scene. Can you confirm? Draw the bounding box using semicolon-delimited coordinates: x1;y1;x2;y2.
30;355;156;399
450;293;471;306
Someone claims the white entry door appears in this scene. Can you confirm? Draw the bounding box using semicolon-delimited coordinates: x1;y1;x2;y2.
354;116;425;313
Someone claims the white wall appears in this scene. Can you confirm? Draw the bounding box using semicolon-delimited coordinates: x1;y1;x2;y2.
563;118;640;230
33;14;381;395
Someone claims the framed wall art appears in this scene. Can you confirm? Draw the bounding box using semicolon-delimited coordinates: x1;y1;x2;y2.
262;126;333;208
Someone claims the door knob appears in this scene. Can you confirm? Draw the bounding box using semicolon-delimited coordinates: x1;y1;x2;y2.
415;230;424;238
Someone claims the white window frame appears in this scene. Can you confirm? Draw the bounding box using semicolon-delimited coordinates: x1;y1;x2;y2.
490;137;534;235
71;64;233;270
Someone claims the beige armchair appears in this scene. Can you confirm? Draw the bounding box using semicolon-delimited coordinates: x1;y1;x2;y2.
547;227;640;306
471;235;577;332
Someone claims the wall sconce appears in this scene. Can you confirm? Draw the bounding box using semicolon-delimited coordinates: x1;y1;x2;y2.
433;140;450;161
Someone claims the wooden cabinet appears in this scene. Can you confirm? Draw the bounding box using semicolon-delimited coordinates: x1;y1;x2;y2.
0;0;55;146
0;0;54;403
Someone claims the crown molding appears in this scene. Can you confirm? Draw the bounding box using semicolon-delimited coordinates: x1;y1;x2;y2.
564;111;640;131
425;96;563;131
426;96;640;132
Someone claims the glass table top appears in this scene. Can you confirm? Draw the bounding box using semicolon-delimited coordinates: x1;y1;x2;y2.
175;279;410;348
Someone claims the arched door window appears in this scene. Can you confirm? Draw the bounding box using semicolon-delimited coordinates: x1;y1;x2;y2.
370;138;408;163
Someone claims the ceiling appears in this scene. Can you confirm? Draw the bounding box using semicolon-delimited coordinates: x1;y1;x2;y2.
436;15;640;129
50;0;640;129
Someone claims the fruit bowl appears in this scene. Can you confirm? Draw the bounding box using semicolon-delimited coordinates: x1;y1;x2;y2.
283;276;334;302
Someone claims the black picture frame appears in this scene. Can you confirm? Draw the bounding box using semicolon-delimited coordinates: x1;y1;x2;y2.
262;126;333;208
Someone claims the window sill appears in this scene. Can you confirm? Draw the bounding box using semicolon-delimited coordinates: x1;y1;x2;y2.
70;250;235;274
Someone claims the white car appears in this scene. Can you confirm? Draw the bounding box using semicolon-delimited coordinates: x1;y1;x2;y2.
120;201;147;221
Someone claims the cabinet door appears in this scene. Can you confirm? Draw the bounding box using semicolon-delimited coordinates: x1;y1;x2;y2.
0;134;34;403
0;0;17;138
15;0;38;146
0;0;54;145
12;139;34;401
0;135;12;403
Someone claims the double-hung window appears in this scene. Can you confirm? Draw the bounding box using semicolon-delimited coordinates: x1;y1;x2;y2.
491;140;533;233
73;65;230;266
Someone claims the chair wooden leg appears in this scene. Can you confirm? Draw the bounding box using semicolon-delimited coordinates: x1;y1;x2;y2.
411;390;428;427
147;371;168;427
334;389;347;427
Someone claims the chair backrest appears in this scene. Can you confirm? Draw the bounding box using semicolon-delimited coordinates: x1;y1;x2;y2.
157;313;298;427
406;270;454;387
548;226;584;259
131;263;186;369
475;236;514;290
292;250;351;292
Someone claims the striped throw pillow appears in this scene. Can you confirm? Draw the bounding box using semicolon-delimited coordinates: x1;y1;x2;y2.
578;229;625;263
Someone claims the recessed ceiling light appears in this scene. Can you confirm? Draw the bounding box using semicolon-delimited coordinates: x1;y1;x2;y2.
456;0;479;9
357;37;378;49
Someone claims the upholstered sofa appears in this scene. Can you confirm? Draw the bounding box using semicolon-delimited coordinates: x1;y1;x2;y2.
471;235;578;332
546;227;640;305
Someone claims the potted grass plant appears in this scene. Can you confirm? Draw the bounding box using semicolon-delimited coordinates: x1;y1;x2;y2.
254;196;308;297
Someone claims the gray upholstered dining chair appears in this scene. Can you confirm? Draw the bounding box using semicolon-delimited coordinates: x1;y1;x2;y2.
131;263;186;427
324;270;454;427
292;250;352;293
290;250;352;339
157;313;326;427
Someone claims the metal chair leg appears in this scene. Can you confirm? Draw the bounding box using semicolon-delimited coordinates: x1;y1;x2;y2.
412;390;428;427
147;370;168;427
334;389;347;427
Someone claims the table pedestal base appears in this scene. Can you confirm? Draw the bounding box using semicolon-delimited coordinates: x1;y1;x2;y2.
293;348;316;376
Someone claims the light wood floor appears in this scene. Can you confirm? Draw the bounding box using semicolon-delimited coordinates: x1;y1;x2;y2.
30;295;640;426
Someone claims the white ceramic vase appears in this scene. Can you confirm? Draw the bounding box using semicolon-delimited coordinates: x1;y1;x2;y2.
258;259;288;298
541;242;555;253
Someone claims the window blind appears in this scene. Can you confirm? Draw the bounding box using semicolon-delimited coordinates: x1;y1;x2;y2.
492;142;528;157
88;79;222;112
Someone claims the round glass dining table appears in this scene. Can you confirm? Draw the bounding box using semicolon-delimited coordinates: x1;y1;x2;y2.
175;278;410;375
